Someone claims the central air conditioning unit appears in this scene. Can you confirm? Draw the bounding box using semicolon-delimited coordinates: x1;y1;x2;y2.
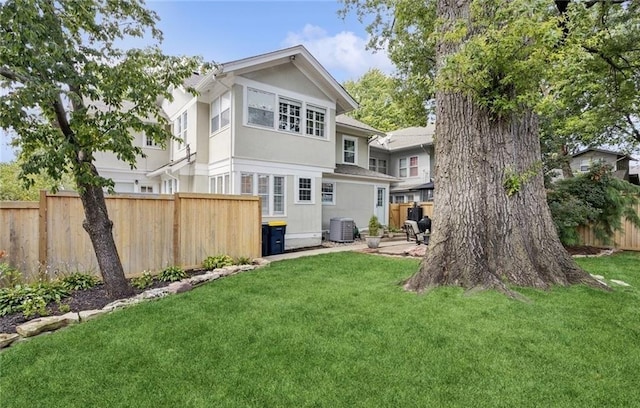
329;217;355;242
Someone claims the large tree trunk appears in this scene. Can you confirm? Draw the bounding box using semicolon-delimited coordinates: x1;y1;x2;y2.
404;0;606;296
78;165;133;299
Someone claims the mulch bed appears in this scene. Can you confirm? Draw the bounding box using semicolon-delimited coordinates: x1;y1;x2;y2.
0;270;210;335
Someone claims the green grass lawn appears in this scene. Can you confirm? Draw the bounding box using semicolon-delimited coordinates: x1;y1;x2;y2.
1;251;639;407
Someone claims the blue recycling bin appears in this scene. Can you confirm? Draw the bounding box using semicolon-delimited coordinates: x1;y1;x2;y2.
267;221;286;255
261;223;269;256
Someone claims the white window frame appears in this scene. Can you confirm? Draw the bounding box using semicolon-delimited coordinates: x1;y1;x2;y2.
209;174;230;194
278;97;302;133
175;111;188;150
247;88;275;128
142;133;161;149
343;136;357;165
244;85;328;139
211;91;231;134
295;176;315;204
241;173;254;195
245;173;286;216
162;179;177;194
399;158;407;178
321;182;335;205
409;156;419;177
306;105;326;138
139;185;154;194
369;158;388;174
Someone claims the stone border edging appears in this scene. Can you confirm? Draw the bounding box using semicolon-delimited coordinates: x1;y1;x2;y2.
0;259;270;350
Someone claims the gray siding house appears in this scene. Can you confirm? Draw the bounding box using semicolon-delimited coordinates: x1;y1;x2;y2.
93;45;394;249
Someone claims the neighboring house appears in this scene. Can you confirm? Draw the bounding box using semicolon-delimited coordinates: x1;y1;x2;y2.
94;45;394;249
369;125;436;203
570;148;637;182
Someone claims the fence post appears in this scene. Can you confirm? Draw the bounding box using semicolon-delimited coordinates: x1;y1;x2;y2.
173;193;181;266
38;190;48;273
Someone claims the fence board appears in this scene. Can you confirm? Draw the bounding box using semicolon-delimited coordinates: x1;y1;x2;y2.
577;202;640;251
1;191;260;283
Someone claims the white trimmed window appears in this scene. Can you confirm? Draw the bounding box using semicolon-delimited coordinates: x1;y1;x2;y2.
306;106;326;137
211;91;231;133
140;185;154;193
369;158;387;174
279;98;301;133
343;136;357;164
409;156;419;177
321;182;335;205
295;177;313;204
580;160;589;172
175;111;187;149
399;158;407;177
143;133;160;148
162;179;177;194
246;86;327;138
209;174;230;194
241;173;254;195
249;174;285;216
247;88;275;128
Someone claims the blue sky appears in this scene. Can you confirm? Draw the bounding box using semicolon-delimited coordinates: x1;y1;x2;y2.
0;0;392;162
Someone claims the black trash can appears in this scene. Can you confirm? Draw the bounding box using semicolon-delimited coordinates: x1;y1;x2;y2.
268;221;286;255
261;223;269;256
407;205;423;222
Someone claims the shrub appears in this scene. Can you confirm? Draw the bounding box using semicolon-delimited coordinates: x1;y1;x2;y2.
202;255;234;270
0;261;23;288
131;271;155;289
234;256;252;265
159;266;186;282
368;215;381;237
548;162;640;246
61;273;100;291
0;282;70;318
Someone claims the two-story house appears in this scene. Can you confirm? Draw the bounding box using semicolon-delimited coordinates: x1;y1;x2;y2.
570;148;637;182
369;125;435;203
94;45;395;249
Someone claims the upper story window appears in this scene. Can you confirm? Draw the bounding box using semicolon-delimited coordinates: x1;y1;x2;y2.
306;106;326;138
343;136;357;164
399;156;418;178
143;133;161;149
211;92;231;133
279;98;301;133
175;111;187;149
248;88;275;128
369;158;387;174
246;86;327;138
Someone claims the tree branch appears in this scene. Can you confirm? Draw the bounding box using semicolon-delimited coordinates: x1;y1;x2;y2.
0;67;28;84
624;114;640;143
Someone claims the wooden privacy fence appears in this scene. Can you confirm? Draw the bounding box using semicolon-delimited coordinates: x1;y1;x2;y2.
0;191;261;281
389;202;434;229
577;202;640;251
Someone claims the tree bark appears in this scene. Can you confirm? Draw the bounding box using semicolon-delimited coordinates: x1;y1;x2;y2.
78;164;133;299
404;0;606;296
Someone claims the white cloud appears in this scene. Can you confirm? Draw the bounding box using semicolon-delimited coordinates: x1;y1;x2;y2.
282;24;394;82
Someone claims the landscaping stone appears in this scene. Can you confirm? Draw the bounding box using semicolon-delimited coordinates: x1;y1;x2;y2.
61;312;81;323
404;245;427;257
79;309;110;321
103;297;142;311
0;333;20;349
167;281;193;294
221;265;240;275
138;287;171;300
253;258;271;267
16;315;72;337
187;272;221;286
238;265;256;272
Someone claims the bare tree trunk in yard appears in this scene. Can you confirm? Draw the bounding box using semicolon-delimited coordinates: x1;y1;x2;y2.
78;164;134;299
404;0;606;296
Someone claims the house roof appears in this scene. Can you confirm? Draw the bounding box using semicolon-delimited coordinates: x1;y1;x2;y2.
333;164;398;181
572;148;637;162
336;114;385;137
188;45;358;115
371;124;436;152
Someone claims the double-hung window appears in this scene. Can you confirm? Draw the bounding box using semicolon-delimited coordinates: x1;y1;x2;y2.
409;156;419;177
297;177;312;203
321;182;335;205
241;173;254;195
143;133;160;148
343;136;357;164
211;91;231;133
369;158;387;174
176;111;187;149
399;158;407;177
306;106;325;137
248;88;275;128
253;174;285;216
279;98;301;133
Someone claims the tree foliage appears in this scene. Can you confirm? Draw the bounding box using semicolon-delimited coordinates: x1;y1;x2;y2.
0;0;207;297
548;162;640;246
342;69;425;131
0;160;74;201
